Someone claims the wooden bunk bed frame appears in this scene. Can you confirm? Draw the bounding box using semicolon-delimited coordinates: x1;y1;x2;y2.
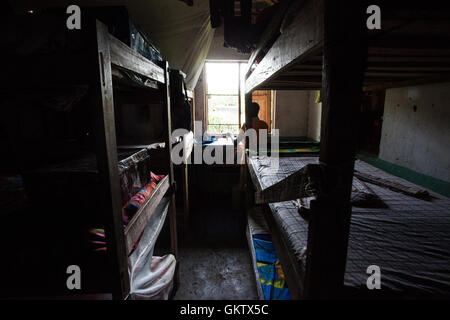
2;18;194;299
244;0;450;299
246;1;450;92
97;21;177;300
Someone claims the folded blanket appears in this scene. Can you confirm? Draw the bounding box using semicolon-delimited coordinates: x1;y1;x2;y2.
354;170;431;200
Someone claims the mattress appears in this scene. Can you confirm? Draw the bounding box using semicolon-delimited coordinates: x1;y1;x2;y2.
248;156;450;296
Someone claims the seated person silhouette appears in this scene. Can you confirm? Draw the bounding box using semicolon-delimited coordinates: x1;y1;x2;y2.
237;102;269;164
242;102;269;133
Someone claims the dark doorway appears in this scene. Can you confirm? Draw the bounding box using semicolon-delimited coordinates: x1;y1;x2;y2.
358;90;385;155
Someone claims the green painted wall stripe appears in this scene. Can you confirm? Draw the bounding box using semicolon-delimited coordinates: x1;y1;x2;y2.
357;154;450;198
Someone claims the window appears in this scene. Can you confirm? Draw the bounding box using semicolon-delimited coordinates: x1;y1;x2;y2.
205;62;247;134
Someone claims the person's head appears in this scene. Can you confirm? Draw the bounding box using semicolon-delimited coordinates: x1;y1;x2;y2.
247;102;260;118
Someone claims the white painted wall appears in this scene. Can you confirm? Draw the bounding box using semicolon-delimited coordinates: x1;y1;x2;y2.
274;91;309;136
273;90;321;140
379;82;450;182
194;74;205;133
206;25;251;61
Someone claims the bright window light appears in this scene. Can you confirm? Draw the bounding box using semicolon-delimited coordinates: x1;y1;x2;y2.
205;62;247;134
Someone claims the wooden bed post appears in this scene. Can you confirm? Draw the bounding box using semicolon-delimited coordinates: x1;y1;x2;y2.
162;61;179;258
91;21;130;300
182;162;190;225
304;0;368;298
240;92;253;186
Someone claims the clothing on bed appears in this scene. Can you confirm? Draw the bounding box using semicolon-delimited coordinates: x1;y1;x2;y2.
90;172;166;254
122;172;165;225
118;149;154;205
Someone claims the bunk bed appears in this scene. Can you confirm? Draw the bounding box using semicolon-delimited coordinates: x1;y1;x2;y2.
244;0;450;299
1;13;193;299
246;0;450;92
247;156;450;298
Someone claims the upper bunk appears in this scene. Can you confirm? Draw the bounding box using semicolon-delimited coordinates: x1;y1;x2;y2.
2;12;165;92
245;0;450;92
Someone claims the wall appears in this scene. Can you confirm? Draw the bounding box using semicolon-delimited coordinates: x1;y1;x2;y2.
194;74;206;134
273;91;309;137
206;25;251;61
379;82;450;182
273;90;321;140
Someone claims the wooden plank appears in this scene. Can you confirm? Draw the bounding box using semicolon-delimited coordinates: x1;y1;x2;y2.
303;0;368;298
161;61;178;258
258;85;321;90
245;0;294;77
280;70;322;77
246;224;265;300
377;4;450;20
366;66;450;72
109;34;165;83
245;0;324;92
366;56;450;63
91;20;130;300
262;205;304;299
364;71;444;78
260;82;321;90
182;163;190;225
181;131;193;225
363;74;450;91
368;46;450;56
254;164;323;205
111;68;160;91
290;64;322;71
124;176;170;254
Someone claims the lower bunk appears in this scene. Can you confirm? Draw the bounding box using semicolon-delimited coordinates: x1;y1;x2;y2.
246;156;450;299
247;206;292;300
